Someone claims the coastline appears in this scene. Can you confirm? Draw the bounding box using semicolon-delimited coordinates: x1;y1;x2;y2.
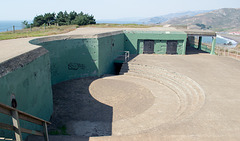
218;33;240;49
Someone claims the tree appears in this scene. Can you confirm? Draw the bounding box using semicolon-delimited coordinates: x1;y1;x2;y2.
69;11;77;24
33;15;45;27
44;13;55;26
72;14;88;25
56;11;68;26
32;11;96;27
72;13;96;26
87;15;96;24
63;11;70;25
22;20;30;28
196;23;206;29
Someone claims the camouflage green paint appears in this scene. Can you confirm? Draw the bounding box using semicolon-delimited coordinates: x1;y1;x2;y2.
0;52;53;139
38;38;99;85
98;33;125;75
211;37;216;55
124;31;187;55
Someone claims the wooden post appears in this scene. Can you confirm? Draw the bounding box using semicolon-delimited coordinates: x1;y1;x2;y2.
44;23;46;31
43;122;49;141
11;110;23;141
13;26;15;33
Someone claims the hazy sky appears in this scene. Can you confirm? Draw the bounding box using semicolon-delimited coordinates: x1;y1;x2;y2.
1;0;240;21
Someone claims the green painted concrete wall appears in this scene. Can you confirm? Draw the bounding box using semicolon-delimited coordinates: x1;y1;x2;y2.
98;33;125;75
36;34;125;84
124;31;187;55
33;32;187;85
38;38;99;85
192;44;211;53
0;52;53;138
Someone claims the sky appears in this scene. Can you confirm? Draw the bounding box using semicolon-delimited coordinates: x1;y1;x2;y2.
0;0;240;21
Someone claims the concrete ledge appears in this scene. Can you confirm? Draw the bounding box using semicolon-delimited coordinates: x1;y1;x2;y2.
30;31;124;45
0;47;48;77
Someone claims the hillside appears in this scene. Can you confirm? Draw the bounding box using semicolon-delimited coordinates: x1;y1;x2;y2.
139;10;211;24
163;8;240;31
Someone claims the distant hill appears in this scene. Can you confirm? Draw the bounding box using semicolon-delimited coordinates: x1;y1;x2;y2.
139;10;212;24
163;8;240;31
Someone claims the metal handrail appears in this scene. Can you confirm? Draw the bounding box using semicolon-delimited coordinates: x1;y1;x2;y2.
124;51;130;63
0;103;50;141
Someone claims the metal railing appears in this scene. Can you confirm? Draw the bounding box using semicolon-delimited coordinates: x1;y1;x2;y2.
215;47;240;61
124;51;130;63
0;103;50;141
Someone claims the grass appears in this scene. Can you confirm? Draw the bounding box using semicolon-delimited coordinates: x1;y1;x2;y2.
0;25;78;40
0;23;160;40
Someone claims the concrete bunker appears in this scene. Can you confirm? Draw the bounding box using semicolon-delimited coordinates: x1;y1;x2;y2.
0;28;217;139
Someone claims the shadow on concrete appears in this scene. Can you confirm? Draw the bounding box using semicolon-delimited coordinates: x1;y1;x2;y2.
114;54;138;75
186;46;209;55
48;77;113;140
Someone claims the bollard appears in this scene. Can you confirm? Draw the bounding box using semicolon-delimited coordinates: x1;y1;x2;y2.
13;26;15;33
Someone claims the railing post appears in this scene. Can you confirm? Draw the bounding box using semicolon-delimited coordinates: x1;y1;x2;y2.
236;50;238;59
11;110;23;141
124;51;130;63
43;122;49;141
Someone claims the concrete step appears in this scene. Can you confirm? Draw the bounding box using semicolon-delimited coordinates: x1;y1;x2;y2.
102;75;181;135
120;63;205;121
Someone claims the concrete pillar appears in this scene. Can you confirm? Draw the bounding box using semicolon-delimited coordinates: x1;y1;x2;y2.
210;36;216;55
182;38;187;55
198;36;202;50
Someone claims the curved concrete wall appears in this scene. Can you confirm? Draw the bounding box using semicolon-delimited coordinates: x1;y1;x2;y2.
0;47;53;138
30;32;125;85
0;31;125;138
32;38;99;85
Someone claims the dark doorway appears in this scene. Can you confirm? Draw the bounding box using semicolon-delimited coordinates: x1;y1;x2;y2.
167;40;178;54
143;40;154;54
114;63;123;75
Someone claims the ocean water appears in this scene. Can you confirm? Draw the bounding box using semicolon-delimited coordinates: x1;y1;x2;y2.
202;35;237;48
0;21;24;32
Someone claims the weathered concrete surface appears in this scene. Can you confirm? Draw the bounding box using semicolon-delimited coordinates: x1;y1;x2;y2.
39;53;240;141
104;54;240;141
0;37;40;63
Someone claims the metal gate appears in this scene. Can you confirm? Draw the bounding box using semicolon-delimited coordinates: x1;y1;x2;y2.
143;40;154;54
167;40;178;54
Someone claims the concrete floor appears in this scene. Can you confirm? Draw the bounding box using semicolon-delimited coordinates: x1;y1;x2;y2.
45;53;240;141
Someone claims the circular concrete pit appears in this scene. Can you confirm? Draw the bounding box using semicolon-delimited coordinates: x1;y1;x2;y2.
50;63;205;137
